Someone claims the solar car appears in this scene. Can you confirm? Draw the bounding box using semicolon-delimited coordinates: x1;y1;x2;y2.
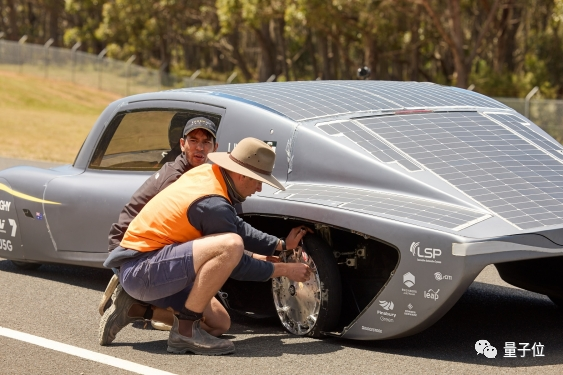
1;81;563;340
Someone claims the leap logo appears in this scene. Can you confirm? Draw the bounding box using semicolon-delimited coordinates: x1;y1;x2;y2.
410;242;442;264
424;289;440;301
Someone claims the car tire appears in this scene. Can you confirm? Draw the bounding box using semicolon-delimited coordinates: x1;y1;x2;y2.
10;260;42;270
272;234;341;337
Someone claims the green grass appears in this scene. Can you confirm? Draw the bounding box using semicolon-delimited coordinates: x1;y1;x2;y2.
0;71;120;163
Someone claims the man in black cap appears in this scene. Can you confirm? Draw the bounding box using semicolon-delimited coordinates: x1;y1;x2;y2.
99;116;222;332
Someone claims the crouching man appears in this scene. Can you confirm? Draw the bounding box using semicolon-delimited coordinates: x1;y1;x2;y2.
102;138;312;355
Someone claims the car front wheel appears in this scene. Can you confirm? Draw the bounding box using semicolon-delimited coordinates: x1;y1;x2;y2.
272;235;341;337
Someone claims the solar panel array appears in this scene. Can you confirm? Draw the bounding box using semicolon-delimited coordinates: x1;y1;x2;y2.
275;184;489;231
356;112;563;230
185;81;506;121
486;113;563;162
317;120;422;171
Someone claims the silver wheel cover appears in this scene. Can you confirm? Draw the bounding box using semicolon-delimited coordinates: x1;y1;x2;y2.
272;247;321;335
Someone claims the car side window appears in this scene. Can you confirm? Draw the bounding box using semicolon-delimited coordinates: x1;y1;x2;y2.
89;109;221;171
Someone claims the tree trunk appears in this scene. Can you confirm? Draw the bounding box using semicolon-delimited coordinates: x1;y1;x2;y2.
495;1;522;73
317;32;331;80
228;31;253;81
410;4;421;81
254;21;277;81
448;0;468;87
365;35;378;80
6;0;18;40
332;36;340;80
47;0;64;46
276;18;290;81
306;29;319;79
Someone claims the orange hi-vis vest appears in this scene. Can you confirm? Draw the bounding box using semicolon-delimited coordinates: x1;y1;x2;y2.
121;164;231;252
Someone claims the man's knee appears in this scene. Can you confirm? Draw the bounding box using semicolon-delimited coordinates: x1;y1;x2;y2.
222;233;243;264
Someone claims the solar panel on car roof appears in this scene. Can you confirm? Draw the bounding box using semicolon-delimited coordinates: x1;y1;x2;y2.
356;112;563;230
317;120;423;172
187;81;507;121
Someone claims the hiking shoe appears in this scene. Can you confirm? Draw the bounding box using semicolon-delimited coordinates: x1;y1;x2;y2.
99;284;145;346
167;316;234;356
152;320;172;331
98;274;120;316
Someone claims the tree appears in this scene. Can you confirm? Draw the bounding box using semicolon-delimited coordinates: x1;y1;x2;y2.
415;0;502;87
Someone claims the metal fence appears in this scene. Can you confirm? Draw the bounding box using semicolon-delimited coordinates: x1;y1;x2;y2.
0;39;224;96
494;97;563;143
1;40;562;142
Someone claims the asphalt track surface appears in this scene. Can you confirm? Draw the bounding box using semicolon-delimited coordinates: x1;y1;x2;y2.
0;157;562;374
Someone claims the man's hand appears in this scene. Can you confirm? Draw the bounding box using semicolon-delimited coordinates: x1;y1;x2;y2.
253;254;280;263
271;262;312;282
283;226;314;250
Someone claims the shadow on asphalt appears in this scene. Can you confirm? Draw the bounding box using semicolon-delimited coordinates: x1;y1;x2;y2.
341;281;562;367
0;259;113;292
2;260;561;365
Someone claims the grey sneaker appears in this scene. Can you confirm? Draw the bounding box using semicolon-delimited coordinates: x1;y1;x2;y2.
98;274;120;316
99;284;145;346
167;315;235;356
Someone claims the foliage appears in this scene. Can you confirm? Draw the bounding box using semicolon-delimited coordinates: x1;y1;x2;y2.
1;0;563;96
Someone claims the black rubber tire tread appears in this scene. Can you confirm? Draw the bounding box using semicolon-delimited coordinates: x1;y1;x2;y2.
548;295;563;309
301;235;342;337
10;260;42;270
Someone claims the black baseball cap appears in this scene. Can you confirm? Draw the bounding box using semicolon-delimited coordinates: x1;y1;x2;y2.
183;117;217;139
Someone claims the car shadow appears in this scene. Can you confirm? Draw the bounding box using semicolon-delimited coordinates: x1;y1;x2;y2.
339;281;562;367
0;259;113;292
118;335;345;358
3;259;561;365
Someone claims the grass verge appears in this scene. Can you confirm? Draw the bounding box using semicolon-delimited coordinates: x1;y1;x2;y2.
0;70;120;163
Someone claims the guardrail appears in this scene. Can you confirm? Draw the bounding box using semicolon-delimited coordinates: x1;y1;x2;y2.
0;39;224;96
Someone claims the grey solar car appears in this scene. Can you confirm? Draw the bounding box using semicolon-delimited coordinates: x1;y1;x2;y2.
1;81;563;340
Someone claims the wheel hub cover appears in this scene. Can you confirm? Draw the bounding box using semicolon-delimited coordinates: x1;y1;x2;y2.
272;247;321;335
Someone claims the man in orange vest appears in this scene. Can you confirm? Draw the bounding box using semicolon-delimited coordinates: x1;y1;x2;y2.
101;138;312;355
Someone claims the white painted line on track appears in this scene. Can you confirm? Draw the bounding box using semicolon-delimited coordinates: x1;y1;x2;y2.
0;326;177;375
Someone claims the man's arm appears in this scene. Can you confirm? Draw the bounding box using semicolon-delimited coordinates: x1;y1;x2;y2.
189;196;311;282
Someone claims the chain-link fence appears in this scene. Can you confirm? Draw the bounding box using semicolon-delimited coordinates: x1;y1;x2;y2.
0;39;224;96
1;40;562;142
494;98;563;143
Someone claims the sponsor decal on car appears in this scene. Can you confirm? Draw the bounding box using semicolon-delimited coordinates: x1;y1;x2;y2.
410;242;442;264
402;272;417;295
435;272;452;281
404;303;417;317
424;289;440;301
377;300;396;322
0;200;12;211
362;326;382;333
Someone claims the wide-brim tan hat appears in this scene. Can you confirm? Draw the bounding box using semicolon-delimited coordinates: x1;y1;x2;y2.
208;137;285;191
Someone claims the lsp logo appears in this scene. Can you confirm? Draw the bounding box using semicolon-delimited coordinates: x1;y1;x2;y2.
410;242;441;259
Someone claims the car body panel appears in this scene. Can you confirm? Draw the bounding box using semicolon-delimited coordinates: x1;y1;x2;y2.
2;80;562;340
